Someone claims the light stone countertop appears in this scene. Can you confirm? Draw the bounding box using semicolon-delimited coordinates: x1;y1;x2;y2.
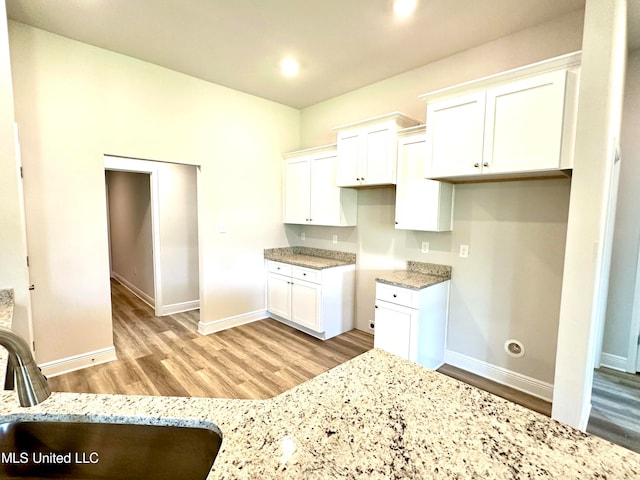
376;261;452;290
0;289;13;329
265;246;356;269
0;289;14;388
0;349;638;479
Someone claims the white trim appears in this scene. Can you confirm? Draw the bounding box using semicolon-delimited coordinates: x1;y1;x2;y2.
418;51;582;103
627;240;640;372
579;403;593;431
599;352;628;372
444;349;554;402
158;300;200;316
111;272;154;309
40;347;117;378
197;309;267;335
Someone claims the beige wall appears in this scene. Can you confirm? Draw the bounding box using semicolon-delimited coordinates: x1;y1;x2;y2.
300;10;585;148
107;171;155;300
602;48;640;363
157;162;199;307
295;13;583;391
8;21;300;364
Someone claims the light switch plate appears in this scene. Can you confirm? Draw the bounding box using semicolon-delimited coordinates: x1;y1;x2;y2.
332;234;338;244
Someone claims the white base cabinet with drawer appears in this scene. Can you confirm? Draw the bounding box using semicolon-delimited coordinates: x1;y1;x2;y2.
374;281;450;369
266;260;355;340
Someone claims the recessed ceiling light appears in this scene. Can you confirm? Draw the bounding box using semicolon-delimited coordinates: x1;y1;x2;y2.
393;0;417;17
280;57;300;77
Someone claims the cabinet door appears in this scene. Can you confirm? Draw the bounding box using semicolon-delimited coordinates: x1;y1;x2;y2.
283;157;310;224
291;279;322;332
336;131;361;187
310;153;340;226
374;301;417;361
267;272;291;320
395;135;453;232
483;70;567;174
425;92;485;178
363;125;395;185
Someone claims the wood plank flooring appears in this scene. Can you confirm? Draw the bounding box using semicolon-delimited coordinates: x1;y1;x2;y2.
437;363;553;416
48;279;374;399
587;367;640;453
48;280;640;454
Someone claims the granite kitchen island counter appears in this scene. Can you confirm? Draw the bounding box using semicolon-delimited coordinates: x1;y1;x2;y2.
0;349;638;479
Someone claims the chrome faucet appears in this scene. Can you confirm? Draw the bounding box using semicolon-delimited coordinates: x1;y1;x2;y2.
0;326;50;406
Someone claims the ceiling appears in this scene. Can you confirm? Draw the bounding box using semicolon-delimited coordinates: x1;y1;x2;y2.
7;0;635;110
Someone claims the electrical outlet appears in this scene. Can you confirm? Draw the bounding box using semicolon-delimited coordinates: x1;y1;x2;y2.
459;244;469;258
332;234;338;244
421;241;430;253
301;231;305;241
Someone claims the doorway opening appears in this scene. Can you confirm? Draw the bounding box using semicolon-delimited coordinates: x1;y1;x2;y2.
104;155;200;320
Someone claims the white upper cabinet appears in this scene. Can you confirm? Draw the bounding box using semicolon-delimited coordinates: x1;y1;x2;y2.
283;145;357;227
334;112;419;187
426;92;486;178
421;53;581;181
395;126;454;232
283;156;311;224
483;70;567;174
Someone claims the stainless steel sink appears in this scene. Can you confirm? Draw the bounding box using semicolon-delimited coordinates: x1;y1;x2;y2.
0;420;222;479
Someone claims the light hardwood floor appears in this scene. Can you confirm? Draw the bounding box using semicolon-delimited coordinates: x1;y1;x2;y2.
587;367;640;453
48;279;374;399
49;280;638;454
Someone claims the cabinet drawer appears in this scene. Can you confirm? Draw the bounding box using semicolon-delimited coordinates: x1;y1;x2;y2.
292;266;321;284
375;283;418;309
268;261;292;276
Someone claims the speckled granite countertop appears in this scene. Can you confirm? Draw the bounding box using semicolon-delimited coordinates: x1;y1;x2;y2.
1;349;638;479
0;289;13;329
376;261;452;290
0;289;14;388
265;246;356;269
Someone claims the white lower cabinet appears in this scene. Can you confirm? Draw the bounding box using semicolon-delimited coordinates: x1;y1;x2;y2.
266;260;355;340
374;281;450;369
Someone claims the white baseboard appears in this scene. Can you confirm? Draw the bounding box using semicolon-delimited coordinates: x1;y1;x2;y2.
158;300;200;316
599;352;628;372
40;346;117;378
444;349;554;402
198;309;267;335
111;272;154;308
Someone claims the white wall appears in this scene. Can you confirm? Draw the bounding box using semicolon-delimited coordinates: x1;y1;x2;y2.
295;15;582;393
8;21;300;365
300;10;585;147
0;2;31;344
601;48;640;366
553;0;628;429
107;171;155;301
